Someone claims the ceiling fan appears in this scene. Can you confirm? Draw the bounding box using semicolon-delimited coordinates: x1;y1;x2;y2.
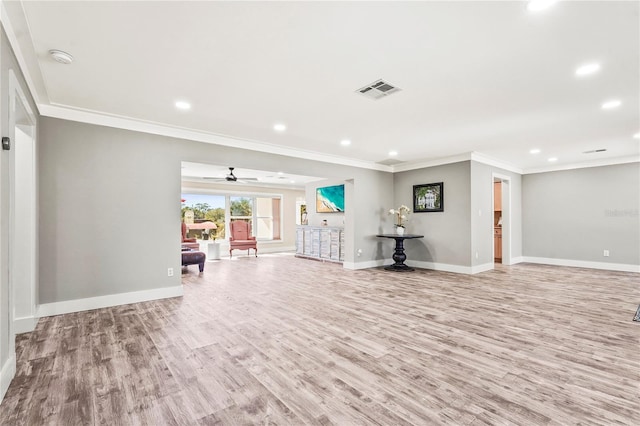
204;167;259;183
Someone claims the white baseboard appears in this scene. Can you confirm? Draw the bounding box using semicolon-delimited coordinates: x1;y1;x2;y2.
13;316;38;334
218;245;295;258
509;256;525;265
258;245;295;254
1;353;16;403
405;260;493;275
522;257;640;273
344;259;493;275
470;262;495;274
343;259;386;270
37;285;184;318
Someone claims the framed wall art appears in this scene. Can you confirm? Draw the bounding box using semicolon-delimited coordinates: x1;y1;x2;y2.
316;184;345;213
413;182;443;212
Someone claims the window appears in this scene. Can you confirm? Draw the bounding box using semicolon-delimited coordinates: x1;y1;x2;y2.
256;197;281;240
181;194;225;239
182;192;282;241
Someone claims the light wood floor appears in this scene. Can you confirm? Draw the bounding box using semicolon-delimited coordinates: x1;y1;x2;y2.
1;253;639;425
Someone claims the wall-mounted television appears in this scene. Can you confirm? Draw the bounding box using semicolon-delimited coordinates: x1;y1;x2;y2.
316;184;345;213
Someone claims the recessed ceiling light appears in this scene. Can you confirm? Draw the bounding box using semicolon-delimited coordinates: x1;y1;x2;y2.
290;180;296;184
601;100;621;110
49;49;74;64
575;63;601;77
530;148;541;154
527;0;558;12
548;157;558;162
175;101;191;110
273;123;286;132
633;132;640;139
388;150;398;157
277;171;284;175
340;139;351;146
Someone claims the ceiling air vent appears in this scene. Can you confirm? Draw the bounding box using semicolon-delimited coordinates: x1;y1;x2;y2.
582;149;607;154
376;158;405;166
357;79;401;100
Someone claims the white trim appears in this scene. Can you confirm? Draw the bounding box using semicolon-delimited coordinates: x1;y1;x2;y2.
471;152;523;174
406;260;471;274
393;151;524;174
523;155;639;175
1;353;16;403
37;285;184;318
0;2;44;109
39;104;392;172
471;262;495;274
392;153;473;173
511;256;525;264
522;257;640;273
226;244;295;255
406;260;489;275
8;70;38;349
343;259;386;270
13;316;37;334
2;5;636;177
492;173;512;266
345;259;494;275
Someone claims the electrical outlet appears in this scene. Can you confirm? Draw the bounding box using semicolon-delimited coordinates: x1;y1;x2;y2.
475;251;479;259
167;267;174;277
603;250;610;257
357;249;362;257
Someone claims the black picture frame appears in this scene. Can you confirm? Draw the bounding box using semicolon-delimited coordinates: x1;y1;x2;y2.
413;182;444;212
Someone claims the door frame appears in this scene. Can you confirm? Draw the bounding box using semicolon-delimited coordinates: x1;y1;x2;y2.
492;173;512;265
8;69;38;338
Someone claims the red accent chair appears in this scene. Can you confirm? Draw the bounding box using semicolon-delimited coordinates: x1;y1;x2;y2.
229;221;257;258
181;222;199;250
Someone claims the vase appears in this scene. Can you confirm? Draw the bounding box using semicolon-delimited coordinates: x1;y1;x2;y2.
396;226;405;235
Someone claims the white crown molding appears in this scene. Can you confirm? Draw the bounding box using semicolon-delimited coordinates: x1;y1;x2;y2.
37;285;183;318
523;155;640;175
392;152;524;175
2;2;636;177
470;152;524;174
39;103;393;173
1;1;44;109
392;153;473;173
522;257;640;273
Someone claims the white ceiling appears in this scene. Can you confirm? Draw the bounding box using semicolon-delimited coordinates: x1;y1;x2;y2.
181;162;322;189
4;0;639;173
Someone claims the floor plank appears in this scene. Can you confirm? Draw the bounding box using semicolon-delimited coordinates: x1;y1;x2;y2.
1;253;638;425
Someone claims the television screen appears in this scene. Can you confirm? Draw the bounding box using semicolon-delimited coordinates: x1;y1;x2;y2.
316;184;345;213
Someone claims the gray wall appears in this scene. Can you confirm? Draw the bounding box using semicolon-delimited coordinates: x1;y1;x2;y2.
392;161;472;267
470;161;522;266
0;26;39;386
38;117;395;303
522;163;640;265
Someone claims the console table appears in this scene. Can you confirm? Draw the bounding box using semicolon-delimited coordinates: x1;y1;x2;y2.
376;234;424;271
296;226;344;263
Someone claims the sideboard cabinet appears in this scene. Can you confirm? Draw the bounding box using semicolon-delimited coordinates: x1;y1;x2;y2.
296;226;344;263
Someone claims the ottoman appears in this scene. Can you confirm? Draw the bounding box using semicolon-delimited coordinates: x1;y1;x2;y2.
181;250;206;272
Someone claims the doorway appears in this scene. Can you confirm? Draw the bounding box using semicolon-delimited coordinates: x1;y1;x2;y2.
492;174;511;266
9;70;38;335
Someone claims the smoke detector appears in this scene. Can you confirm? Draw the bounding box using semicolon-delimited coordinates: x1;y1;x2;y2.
49;50;74;64
356;79;401;100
